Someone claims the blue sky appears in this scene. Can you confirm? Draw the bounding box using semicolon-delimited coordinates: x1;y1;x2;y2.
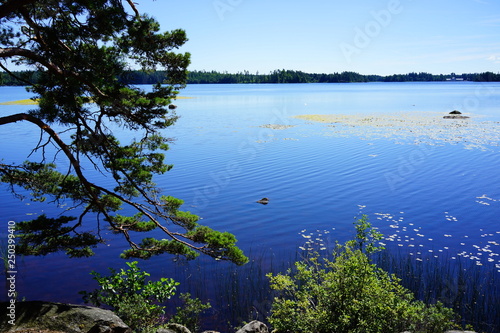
138;0;500;75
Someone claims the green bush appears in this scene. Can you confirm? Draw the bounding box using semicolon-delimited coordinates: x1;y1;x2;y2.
169;292;211;333
80;261;179;331
267;216;460;333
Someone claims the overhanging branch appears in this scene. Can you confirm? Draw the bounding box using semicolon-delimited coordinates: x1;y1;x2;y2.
0;112;203;255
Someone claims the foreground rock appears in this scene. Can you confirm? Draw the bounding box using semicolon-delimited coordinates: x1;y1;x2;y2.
0;301;131;333
235;321;268;333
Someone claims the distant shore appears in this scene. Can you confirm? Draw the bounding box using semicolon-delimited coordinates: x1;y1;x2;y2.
1;69;499;86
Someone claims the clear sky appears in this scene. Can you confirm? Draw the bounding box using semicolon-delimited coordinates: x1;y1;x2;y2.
136;0;500;76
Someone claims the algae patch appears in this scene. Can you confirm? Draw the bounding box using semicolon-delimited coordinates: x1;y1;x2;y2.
259;124;296;130
294;112;500;151
0;99;38;105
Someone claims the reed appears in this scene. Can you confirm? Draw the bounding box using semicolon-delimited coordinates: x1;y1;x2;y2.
374;248;499;333
165;244;498;332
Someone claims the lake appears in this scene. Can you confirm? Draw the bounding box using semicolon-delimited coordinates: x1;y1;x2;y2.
1;82;499;330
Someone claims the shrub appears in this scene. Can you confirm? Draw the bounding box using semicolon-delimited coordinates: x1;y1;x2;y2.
169;292;211;333
80;261;179;331
266;216;460;333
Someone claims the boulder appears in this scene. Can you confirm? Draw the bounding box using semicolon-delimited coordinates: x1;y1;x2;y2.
157;323;191;333
0;301;131;333
235;321;269;333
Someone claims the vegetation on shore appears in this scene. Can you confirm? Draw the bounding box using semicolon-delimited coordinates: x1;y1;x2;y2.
80;261;210;332
1;69;499;86
77;216;468;333
267;215;461;333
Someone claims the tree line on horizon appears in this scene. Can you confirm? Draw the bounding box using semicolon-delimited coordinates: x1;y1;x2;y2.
1;69;499;86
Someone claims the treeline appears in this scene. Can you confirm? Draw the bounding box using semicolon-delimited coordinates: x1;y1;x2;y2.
2;69;500;86
187;70;500;83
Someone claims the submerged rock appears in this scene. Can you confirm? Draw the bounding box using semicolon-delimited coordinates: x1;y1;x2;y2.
0;301;131;333
443;115;470;119
256;197;269;205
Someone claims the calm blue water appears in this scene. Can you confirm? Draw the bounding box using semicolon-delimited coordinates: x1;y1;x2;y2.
1;82;499;328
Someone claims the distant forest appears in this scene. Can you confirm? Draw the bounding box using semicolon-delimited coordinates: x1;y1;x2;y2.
1;69;500;86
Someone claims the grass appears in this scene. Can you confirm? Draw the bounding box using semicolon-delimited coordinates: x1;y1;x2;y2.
374;249;499;333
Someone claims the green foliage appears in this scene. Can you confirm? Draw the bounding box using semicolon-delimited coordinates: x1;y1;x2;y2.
15;214;100;258
169;292;211;333
80;261;179;331
350;214;384;254
0;1;247;265
267;217;460;333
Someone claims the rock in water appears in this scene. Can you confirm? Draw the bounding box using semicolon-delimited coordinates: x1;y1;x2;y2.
0;301;131;333
256;197;269;205
236;320;269;333
449;110;462;114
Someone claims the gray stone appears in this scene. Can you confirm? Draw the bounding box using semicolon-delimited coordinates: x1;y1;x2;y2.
0;301;131;333
157;323;191;333
235;321;268;333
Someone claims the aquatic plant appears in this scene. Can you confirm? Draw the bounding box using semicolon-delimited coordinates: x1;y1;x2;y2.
375;249;499;333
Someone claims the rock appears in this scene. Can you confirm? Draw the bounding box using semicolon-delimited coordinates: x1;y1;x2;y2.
256;197;269;205
168;104;177;110
235;320;269;333
0;301;131;333
449;110;462;114
157;323;191;333
443;115;470;119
